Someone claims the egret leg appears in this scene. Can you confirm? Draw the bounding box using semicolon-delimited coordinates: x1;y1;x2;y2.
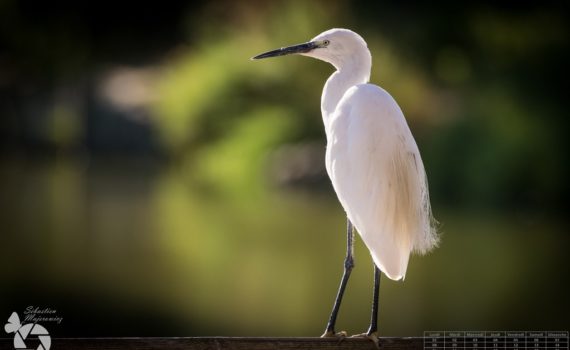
367;264;381;336
322;219;354;337
348;264;381;347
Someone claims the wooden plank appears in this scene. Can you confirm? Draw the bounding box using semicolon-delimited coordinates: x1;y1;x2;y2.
0;336;423;349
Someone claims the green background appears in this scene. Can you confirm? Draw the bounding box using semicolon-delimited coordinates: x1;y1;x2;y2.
0;1;568;336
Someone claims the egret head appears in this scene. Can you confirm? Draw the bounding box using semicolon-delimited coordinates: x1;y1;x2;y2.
252;28;371;70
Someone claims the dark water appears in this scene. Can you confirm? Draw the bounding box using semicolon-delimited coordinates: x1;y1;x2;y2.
1;157;568;336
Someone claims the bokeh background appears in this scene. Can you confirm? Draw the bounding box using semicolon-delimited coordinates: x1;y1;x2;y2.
1;0;569;337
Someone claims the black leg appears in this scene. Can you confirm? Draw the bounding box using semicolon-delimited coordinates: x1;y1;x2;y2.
322;219;354;336
366;264;381;336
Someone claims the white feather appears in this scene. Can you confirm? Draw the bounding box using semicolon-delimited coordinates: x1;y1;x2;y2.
326;84;438;280
255;28;439;281
306;29;439;280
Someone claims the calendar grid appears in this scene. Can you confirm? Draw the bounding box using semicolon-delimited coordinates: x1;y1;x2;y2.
424;331;568;349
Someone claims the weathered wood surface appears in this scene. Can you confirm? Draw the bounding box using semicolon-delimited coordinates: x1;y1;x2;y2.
0;336;423;349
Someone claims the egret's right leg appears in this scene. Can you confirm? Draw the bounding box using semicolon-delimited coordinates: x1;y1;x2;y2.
322;219;354;338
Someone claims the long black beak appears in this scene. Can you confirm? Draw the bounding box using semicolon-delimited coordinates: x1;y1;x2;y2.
251;41;317;60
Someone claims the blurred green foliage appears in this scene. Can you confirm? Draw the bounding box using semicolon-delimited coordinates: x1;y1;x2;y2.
145;1;569;211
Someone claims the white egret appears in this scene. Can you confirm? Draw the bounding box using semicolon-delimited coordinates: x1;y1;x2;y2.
252;28;438;343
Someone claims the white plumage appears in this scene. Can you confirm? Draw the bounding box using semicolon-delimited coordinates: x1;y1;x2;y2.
305;28;438;280
254;28;438;281
253;27;439;340
326;84;437;279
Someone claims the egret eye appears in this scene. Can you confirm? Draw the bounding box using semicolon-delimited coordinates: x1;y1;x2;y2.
323;40;330;46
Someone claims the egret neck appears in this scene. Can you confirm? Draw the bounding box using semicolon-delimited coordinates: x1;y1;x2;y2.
320;49;372;134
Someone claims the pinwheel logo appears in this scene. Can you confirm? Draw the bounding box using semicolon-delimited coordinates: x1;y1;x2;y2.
4;312;51;350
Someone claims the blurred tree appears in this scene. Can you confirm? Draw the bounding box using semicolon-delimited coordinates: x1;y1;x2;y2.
0;0;568;209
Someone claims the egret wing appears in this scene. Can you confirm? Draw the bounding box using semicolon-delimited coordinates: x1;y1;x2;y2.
325;84;437;280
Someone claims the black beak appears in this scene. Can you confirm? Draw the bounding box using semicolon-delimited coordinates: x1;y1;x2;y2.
251;41;318;60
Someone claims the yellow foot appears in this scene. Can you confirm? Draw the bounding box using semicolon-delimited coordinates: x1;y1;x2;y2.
321;330;348;339
351;332;380;348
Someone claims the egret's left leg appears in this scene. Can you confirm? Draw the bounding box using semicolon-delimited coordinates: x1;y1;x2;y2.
367;264;381;337
351;263;381;348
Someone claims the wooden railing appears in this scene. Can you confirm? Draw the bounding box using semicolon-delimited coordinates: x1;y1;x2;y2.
0;336;424;349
